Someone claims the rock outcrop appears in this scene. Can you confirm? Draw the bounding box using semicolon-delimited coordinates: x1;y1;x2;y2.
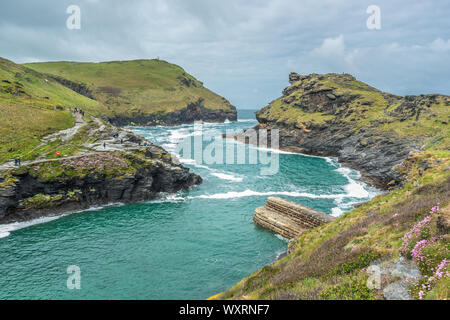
0;118;202;224
0;154;201;224
235;73;450;189
108;98;237;126
47;74;95;100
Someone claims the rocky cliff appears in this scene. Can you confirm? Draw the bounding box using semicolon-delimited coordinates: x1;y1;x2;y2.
214;73;449;300
0;115;201;224
108;98;237;126
250;73;449;188
0;150;201;224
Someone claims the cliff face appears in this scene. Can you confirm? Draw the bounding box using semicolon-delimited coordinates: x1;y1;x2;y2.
0;106;202;224
0;145;201;224
0;154;200;223
108;98;237;126
253;73;449;188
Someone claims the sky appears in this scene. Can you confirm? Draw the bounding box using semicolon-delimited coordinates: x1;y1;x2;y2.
1;0;449;109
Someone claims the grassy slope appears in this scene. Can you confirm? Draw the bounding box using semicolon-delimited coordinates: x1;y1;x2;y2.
258;73;449;141
215;73;450;300
24;59;234;118
0;57;99;164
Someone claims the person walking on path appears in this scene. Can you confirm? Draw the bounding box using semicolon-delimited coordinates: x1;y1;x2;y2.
103;142;106;149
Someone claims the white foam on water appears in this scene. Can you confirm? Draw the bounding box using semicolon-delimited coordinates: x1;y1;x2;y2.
210;172;243;182
0;202;126;239
335;166;369;199
331;207;344;217
0;216;62;239
275;234;289;243
237;119;257;123
149;193;186;203
189;189;347;200
178;157;243;182
229;139;337;162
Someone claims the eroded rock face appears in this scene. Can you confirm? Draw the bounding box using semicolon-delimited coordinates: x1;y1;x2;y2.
48;75;95;100
249;118;415;188
248;73;450;188
108;99;237;126
0;161;201;224
0;148;202;224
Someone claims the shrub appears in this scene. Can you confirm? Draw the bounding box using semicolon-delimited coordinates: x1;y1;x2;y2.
319;276;374;300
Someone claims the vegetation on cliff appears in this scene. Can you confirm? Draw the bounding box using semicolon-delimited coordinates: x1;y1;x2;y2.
0;57;100;164
24;59;236;124
0;57;202;223
216;151;449;300
215;73;449;300
257;72;448;141
0;56;234;166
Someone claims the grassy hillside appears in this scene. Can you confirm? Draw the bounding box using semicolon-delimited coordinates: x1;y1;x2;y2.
0;57;235;165
24;59;235;119
0;57;100;164
216;155;449;300
258;73;449;142
214;73;450;300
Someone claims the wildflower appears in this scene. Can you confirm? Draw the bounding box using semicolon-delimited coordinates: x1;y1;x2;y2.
418;290;424;299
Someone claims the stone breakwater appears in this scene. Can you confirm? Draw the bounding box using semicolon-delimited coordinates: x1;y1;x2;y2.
254;197;335;239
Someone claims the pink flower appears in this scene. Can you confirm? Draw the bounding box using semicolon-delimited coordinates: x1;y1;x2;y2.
418;290;424;299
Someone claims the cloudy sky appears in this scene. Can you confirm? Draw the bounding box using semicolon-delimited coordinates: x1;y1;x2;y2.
1;0;449;109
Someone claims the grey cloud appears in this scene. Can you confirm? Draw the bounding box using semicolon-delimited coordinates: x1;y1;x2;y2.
0;0;449;108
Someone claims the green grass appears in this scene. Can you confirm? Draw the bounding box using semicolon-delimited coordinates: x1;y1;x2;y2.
24;59;234;117
257;73;449;141
0;57;234;165
0;57;102;164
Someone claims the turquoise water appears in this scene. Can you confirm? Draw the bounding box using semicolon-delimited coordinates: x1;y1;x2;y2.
0;110;378;299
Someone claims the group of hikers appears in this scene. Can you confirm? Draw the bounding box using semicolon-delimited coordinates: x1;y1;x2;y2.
73;107;85;116
14;157;21;166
